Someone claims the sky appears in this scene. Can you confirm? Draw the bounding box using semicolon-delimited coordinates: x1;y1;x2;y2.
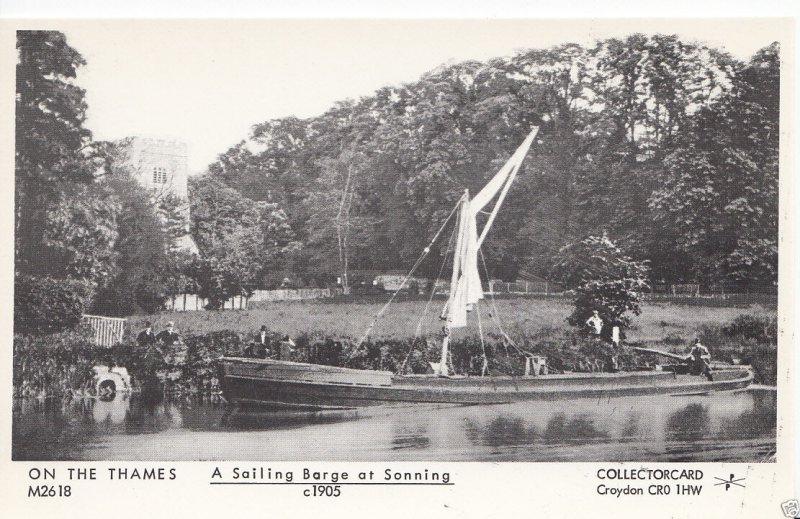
60;19;784;174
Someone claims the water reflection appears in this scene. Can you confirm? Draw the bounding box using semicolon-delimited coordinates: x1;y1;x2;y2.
465;416;538;447
92;395;130;426
543;414;608;443
666;403;711;442
391;426;431;450
12;389;777;462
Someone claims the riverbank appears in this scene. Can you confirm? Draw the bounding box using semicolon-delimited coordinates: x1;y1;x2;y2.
13;310;777;398
126;299;775;344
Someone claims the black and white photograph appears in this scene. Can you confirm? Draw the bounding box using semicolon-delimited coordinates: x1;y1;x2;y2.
8;17;789;471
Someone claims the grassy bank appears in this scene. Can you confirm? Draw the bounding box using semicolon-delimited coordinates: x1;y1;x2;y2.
128;298;775;344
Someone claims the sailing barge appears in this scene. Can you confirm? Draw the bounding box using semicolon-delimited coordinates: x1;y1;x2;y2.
221;127;754;410
221;358;753;410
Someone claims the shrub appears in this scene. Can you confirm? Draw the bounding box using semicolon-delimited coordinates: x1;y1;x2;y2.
662;333;686;346
13;327;98;397
14;275;92;334
182;330;243;388
697;313;778;385
722;314;777;344
550;235;649;331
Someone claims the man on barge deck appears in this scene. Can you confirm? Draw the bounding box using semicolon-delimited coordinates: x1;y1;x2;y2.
687;338;713;380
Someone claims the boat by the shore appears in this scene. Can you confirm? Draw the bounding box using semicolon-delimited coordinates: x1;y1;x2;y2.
220;357;753;410
221;127;754;410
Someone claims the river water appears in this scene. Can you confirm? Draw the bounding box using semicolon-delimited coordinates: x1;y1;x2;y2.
13;388;776;462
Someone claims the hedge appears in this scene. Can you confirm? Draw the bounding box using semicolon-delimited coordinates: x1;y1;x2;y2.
14;275;92;334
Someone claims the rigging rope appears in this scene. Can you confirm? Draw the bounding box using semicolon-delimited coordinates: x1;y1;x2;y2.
397;221;458;375
352;197;462;355
414;222;457;339
476;301;488;376
479;248;530;359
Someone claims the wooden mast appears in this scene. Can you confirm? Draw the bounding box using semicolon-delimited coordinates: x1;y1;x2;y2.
439;190;470;376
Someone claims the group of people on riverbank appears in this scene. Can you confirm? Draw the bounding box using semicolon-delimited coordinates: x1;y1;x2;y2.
136;321;181;347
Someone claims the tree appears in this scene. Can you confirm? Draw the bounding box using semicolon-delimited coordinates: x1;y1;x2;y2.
648;43;779;288
188;175;299;307
40;181;120;288
15;31;96;277
201;36;779;292
551;235;650;329
91;175;175;315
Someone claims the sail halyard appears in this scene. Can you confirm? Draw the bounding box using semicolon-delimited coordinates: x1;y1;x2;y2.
473;127;539;247
437;127;539;376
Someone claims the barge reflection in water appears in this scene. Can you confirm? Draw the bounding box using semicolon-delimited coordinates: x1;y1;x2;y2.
12;388;776;462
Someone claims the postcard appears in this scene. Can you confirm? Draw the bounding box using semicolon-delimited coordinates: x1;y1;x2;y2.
0;16;795;519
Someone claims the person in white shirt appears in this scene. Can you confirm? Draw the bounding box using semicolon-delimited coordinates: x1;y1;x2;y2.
278;335;296;360
586;310;604;336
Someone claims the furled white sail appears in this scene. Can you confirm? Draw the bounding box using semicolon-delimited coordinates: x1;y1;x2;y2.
446;127;539;330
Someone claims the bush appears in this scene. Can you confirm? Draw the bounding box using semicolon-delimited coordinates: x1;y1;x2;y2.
722;314;777;344
16;313;777;398
662;333;686;346
13;327;98;397
550;235;649;331
182;330;244;388
14;275;92;334
697;313;778;385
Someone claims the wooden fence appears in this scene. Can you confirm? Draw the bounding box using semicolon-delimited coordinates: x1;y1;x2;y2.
431;280;562;295
81;314;126;346
487;280;561;294
650;284;701;297
250;288;342;302
164;288;343;311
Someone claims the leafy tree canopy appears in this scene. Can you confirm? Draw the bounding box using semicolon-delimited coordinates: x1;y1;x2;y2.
203;36;779;292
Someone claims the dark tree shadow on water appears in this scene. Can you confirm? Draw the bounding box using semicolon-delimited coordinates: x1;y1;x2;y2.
665;403;710;442
464;416;539;448
543;413;608;444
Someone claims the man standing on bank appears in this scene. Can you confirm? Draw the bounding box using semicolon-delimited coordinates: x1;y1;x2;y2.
586;310;604;337
253;325;270;358
137;321;157;346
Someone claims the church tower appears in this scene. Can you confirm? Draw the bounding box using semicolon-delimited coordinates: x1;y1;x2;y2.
123;136;199;254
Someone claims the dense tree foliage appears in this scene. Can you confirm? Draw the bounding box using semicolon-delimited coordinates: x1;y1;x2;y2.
14;275;93;334
16;31;100;277
551;235;650;328
16;31;779;326
202;36;779;291
188;175;299;308
92;175;178;315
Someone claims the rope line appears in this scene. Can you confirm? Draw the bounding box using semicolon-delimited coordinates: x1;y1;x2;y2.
476;301;488;377
479;248;530;360
353;197;462;354
397;221;458;375
414;221;457;339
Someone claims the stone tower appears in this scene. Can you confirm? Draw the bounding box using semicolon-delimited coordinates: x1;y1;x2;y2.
127;137;189;199
124;137;198;254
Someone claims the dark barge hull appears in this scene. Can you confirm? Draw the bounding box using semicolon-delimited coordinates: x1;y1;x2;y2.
221;357;754;410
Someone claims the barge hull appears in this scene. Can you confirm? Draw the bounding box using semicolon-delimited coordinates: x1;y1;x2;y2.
222;358;754;410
